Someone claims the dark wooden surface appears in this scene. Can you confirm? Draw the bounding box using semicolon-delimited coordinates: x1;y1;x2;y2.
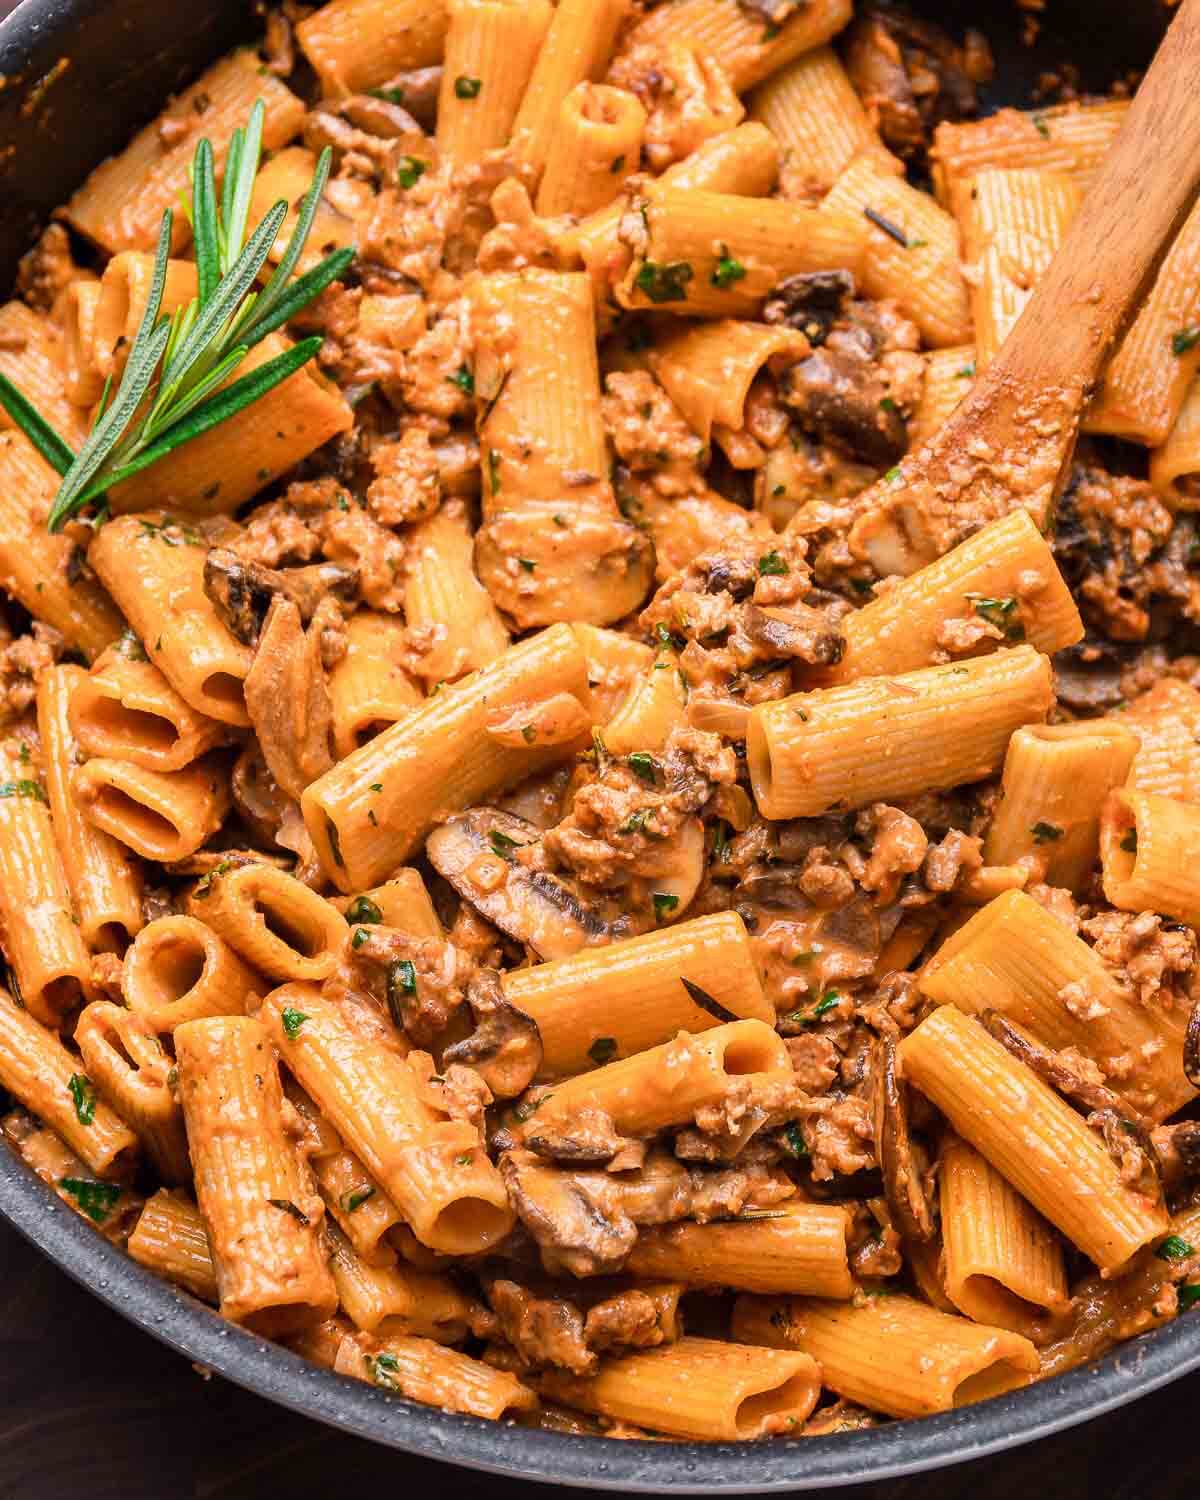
0;1219;1190;1500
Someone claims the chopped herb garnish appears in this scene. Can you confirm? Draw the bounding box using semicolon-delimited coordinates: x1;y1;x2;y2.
619;808;651;836
448;364;474;395
351;927;371;949
957;361;976;378
489;828;522;859
455;1152;473;1166
634;260;694;304
758;550;788;577
116;629;148;661
0;779;46;803
396;155;427;190
518;557;536;572
487;448;501;495
367;1352;402;1388
267;1197;309;1226
711;821;732;862
879;396;896;413
1031;821;1063;844
588;1036;618;1066
341;1185;375;1213
654;622;683;651
863;206;908;247
610;154;626;174
783;1121;809;1159
711;251;746;289
1157;1234;1194;1262
58;1177;120;1223
1179;1284;1200;1310
627;752;658;785
325;816;344;868
966;593;1022;636
885;465;903;485
193;857;233;897
1032;113;1050;138
67;1073;96;1126
813;991;840;1017
369;782;383;793
367;809;378;826
1173;327;1200;356
793;708;809;721
345;895;383;926
652;891;679;922
387;960;417;1029
369;86;406;105
681;977;738;1024
280;1006;308;1040
454;75;482;99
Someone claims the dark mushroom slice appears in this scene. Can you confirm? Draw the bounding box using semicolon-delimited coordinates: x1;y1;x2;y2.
780;345;909;467
425;808;627;961
499;1149;637;1278
204;547;359;646
978;1009;1137;1120
1086;1108;1163;1201
763;270;857;345
871;1034;935;1243
366;66;442;130
1185;991;1200;1089
524;1105;642;1168
740;602;846;667
1151;1120;1200;1191
442;968;543;1100
334;93;424;139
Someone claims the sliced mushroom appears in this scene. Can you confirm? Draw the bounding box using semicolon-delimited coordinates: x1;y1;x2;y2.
633;815;706;924
231;743;289;841
368;67;442;129
763;270;856;345
524;1105;644;1168
499;1149;637;1278
334;93;424;139
442;968;543;1100
426;808;627;961
1087;1108;1163;1201
1152;1120;1200;1190
1185;991;1200;1089
978;1009;1136;1119
871;1034;935;1242
243;596;337;801
781;346;908;467
741;603;846;667
205;547;359;646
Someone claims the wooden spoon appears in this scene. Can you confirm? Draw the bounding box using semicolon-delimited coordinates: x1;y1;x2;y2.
845;0;1200;577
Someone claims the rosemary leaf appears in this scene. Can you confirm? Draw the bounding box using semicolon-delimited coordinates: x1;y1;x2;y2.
0;373;74;476
192;137;221;306
246;145;335;338
222;100;265;273
241;246;354;348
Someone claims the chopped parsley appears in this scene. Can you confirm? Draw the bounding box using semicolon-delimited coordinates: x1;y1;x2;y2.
782;1121;809;1159
367;1352;402;1388
281;1007;309;1040
388;959;417;1010
0;779;46;803
351;927;371;949
341;1185;375;1213
325;817;345;868
757;551;788;577
448;364;474;395
487;448;502;495
879;396;896;413
267;1197;310;1226
654;622;684;651
588;1036;618;1065
652;891;679;922
711;820;733;862
518;557;536;572
368;86;406;104
619;808;651;836
966;593;1023;637
1173;327;1200;357
885;465;903;485
711;250;746;289
67;1074;96;1126
345;895;383;926
396;155;427;190
454;75;482;99
455;1152;473;1166
1179;1285;1200;1310
634;260;694;304
1157;1234;1194;1262
957;360;976;378
369;783;383;794
627;751;658;785
59;1177;120;1223
1031;821;1063;844
489;828;522;859
192;857;234;897
1032;113;1051;138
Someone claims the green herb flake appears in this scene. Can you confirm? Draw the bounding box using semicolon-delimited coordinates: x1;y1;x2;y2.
757;550;788;577
813;991;840;1018
369;782;383;793
351;927;371;949
1157;1234;1194;1262
1031;821;1063;844
369;86;406;105
341;1185;375;1213
67;1073;96;1126
267;1197;310;1225
1179;1284;1200;1310
58;1176;120;1224
966;593;1021;635
281;1006;308;1040
711;252;746;289
0;779;46;803
619;808;651;836
1032;113;1051;138
447;364;474;395
518;557;536;572
588;1036;618;1065
885;465;903;485
487;448;502;495
1173;327;1200;357
454;75;482;99
389;958;417;999
489;829;522;859
396;155;427;190
652;891;679;922
634;260;694;304
783;1121;809;1159
627;751;658;785
193;857;233;897
957;360;976;378
345;895;383;926
455;1152;473;1166
367;809;378;826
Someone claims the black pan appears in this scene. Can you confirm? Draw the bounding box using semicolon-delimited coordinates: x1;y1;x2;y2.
0;0;1190;1487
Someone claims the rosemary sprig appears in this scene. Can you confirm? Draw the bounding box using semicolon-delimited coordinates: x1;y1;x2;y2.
0;99;354;531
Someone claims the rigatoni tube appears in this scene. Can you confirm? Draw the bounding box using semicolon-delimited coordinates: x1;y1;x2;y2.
73;753;232;863
732;1293;1039;1417
537;84;646;218
748;646;1054;820
337;1331;537;1420
469;270;653;627
175;1015;337;1335
123;914;264;1033
302;623;592;891
260;984;515;1256
435;0;553;170
503;911;771;1079
296;0;449;96
1100;789;1200;930
536;1337;820;1441
898;1006;1168;1272
128;1189;219;1302
185;861;349;983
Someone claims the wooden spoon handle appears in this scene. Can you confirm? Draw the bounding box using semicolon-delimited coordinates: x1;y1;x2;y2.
994;0;1200;391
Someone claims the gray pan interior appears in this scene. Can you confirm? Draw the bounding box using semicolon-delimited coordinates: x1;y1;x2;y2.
0;0;1194;1487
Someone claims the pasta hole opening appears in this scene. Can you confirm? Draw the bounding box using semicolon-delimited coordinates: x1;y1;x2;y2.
90;921;132;955
959;1275;1055;1337
201;672;246;714
101;1021;139;1073
85;697;180;755
745;717;774;812
953;1359;1029;1408
722;1034;780;1077
734;1373;815;1437
353;720;391;751
426;1197;513;1255
40;976;81;1017
145;939;207;1007
94;787;179;851
256;900;320;958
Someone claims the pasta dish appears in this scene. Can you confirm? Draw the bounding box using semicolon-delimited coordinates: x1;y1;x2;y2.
1;0;1200;1446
